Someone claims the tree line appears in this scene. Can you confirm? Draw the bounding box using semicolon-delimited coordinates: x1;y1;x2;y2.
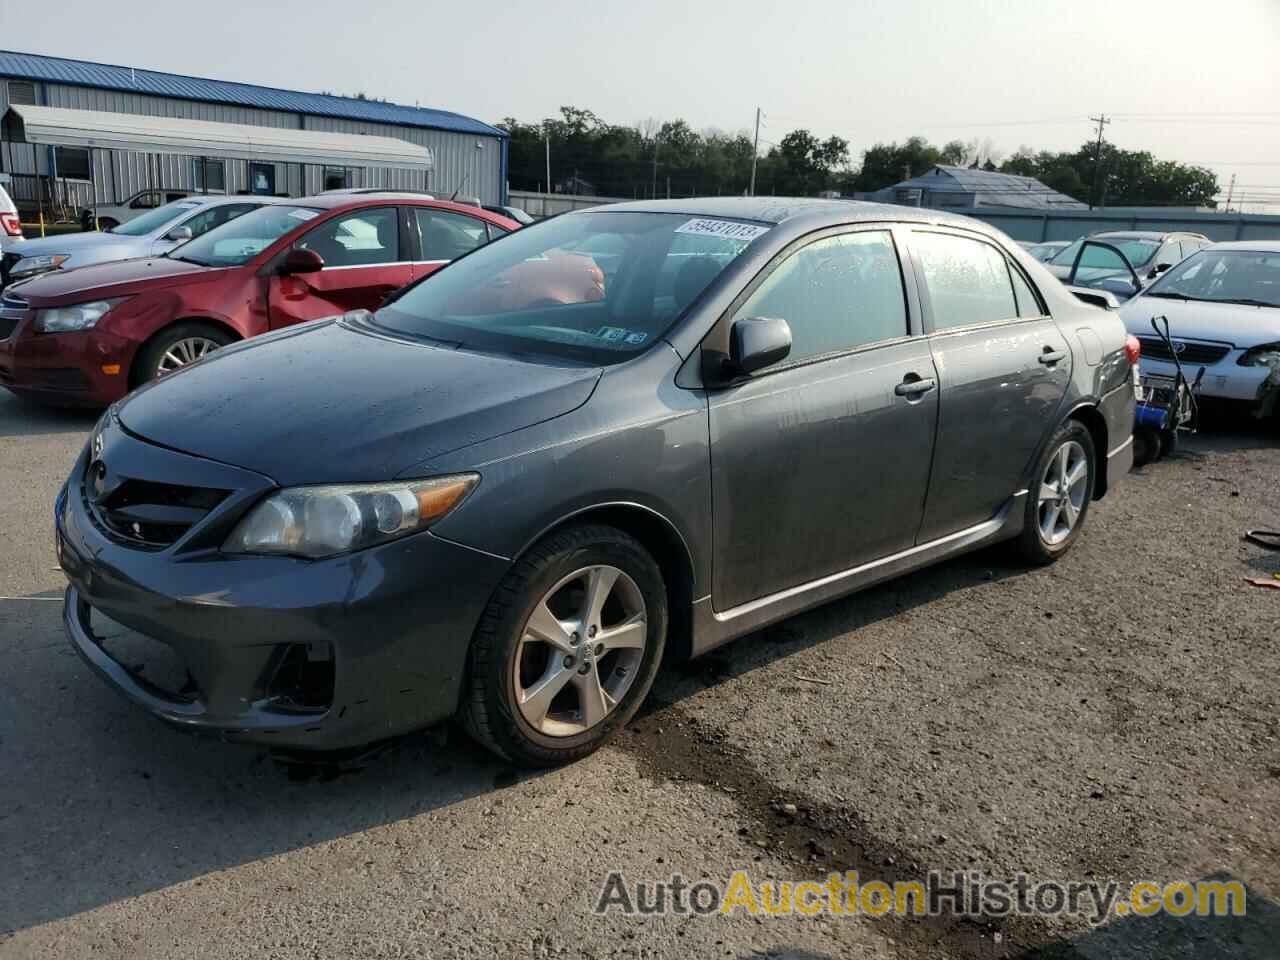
501;108;1219;208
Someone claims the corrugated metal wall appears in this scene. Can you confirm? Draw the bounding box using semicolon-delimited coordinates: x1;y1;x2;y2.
0;77;503;217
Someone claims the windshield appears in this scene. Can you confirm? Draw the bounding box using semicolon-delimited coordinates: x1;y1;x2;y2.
171;204;321;267
1145;249;1280;307
110;201;201;237
375;211;767;363
1050;237;1160;269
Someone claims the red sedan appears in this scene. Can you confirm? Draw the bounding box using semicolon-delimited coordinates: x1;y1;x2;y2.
0;194;516;406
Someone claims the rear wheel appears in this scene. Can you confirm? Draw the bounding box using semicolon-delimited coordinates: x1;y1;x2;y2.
134;322;234;386
1132;428;1163;467
1014;420;1096;565
460;524;667;766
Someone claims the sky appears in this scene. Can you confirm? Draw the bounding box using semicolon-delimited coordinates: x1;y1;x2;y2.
3;0;1279;209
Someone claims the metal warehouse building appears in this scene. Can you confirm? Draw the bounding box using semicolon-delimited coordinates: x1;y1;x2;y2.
0;50;507;219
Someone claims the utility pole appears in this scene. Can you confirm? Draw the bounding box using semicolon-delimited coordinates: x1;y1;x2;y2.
1224;173;1237;212
651;140;659;200
1088;114;1110;210
544;122;551;196
749;107;762;197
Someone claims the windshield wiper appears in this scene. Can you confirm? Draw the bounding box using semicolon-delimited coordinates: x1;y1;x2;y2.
165;253;207;266
1218;297;1278;308
1144;291;1203;301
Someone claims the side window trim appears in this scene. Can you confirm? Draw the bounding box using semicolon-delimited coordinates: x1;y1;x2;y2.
1005;256;1048;319
718;223;919;378
906;226;1036;336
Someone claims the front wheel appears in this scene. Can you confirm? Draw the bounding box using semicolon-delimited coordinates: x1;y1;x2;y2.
460;525;667;766
1013;420;1096;565
134;322;234;386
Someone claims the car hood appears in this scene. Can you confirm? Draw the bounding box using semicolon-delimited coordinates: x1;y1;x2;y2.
116;315;603;485
6;231;141;258
10;256;215;304
1120;296;1280;348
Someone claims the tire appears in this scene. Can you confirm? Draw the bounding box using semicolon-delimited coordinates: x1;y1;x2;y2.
1161;429;1179;458
1013;420;1097;565
133;321;234;386
1132;428;1162;467
460;524;667;766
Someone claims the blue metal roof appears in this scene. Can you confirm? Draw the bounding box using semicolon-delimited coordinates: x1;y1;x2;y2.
0;50;506;139
878;165;1085;210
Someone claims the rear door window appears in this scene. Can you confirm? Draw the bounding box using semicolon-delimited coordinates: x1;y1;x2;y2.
1008;263;1043;317
913;231;1018;330
414;209;490;261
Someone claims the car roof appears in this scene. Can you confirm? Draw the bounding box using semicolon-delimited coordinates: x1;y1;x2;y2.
561;196;1007;234
1092;230;1207;241
290;192;515;224
1205;240;1280;253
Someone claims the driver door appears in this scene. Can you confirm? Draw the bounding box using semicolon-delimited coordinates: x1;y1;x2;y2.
708;227;939;611
267;206;414;328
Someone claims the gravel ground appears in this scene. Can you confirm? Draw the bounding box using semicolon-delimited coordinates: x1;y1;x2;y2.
1;389;1277;959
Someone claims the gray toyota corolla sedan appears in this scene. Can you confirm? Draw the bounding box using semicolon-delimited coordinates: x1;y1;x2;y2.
57;198;1136;766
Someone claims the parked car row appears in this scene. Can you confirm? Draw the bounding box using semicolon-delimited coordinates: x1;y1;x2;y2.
0;193;518;404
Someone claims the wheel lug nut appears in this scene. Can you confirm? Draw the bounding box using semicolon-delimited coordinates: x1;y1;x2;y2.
563;656;574;669
578;664;589;675
595;644;604;656
588;625;597;638
570;632;579;645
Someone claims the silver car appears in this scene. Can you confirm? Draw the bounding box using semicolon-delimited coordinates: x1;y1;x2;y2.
1120;241;1280;420
0;196;266;289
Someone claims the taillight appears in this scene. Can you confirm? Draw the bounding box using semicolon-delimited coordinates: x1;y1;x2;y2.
1124;335;1141;366
0;213;21;237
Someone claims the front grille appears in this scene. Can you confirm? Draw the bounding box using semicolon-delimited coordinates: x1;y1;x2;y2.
0;252;21;289
1137;336;1231;366
0;290;26;340
87;475;229;548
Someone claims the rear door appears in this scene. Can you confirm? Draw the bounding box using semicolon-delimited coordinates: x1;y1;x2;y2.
908;228;1071;543
266;206;413;328
408;207;494;281
708;225;939;611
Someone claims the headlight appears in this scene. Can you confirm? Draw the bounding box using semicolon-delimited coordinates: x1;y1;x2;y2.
33;297;130;333
11;254;69;278
1239;343;1280;370
223;474;479;559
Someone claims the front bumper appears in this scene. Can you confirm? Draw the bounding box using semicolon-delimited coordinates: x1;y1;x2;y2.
0;313;136;406
57;422;510;751
1140;356;1275;406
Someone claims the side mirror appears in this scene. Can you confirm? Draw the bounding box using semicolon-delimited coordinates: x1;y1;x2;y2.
165;225;193;243
729;316;792;375
1150;262;1173;277
278;247;325;276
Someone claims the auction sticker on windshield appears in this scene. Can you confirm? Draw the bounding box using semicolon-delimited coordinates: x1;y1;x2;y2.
674;219;769;242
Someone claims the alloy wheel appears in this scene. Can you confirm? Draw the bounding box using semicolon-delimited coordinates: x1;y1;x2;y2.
156;337;221;375
513;565;647;737
1037;440;1089;545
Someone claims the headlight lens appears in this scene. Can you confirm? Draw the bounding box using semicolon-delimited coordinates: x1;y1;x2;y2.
33;297;130;333
11;254;70;278
223;474;479;559
1239;343;1280;370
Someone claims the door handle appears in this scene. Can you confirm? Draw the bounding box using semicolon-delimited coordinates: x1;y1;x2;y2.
1039;348;1067;365
895;376;937;398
